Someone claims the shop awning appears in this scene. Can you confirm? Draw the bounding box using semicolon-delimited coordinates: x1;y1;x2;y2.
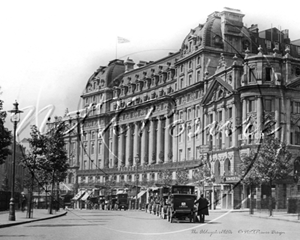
133;190;146;200
72;190;85;200
81;190;92;201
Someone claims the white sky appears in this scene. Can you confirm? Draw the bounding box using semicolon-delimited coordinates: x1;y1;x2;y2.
1;0;300;139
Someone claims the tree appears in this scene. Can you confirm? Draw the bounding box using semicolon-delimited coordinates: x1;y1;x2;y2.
239;136;293;216
175;168;189;185
1;173;9;191
192;159;214;194
0;99;12;165
158;169;173;186
26;123;69;214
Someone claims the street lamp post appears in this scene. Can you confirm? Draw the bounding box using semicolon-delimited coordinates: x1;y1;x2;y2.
8;101;23;221
135;156;139;210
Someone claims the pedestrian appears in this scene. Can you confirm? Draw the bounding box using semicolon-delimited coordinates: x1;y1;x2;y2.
21;192;27;212
194;194;209;223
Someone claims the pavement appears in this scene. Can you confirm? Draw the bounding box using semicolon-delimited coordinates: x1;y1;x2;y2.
211;208;300;223
0;209;67;228
0;208;299;228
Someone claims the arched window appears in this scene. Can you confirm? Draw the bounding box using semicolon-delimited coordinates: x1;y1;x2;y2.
214;160;221;183
224;158;231;175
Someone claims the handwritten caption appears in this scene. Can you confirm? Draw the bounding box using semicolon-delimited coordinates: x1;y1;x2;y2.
191;229;285;236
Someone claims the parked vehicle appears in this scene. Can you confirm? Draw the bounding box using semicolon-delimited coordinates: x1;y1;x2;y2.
167;185;197;223
117;193;128;210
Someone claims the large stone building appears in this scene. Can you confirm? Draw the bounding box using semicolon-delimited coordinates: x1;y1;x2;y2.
64;7;300;209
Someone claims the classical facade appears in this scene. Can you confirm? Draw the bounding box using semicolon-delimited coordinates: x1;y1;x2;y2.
64;7;300;209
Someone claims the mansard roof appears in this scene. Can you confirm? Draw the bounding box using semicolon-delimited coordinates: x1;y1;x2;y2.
201;77;233;105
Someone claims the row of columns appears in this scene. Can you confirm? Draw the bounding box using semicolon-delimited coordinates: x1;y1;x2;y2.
111;116;173;167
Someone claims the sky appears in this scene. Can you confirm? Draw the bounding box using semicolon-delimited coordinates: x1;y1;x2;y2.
1;0;300;140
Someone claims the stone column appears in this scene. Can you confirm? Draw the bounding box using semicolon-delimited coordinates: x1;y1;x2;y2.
275;97;281;139
148;118;156;164
118;125;125;168
212;110;216;149
112;126;118;168
133;122;141;166
242;98;247;143
191;106;196;159
222;107;226;149
281;97;286;142
232;104;237;148
172;112;178;162
203;113;207;146
182;109;187;160
156;116;163;163
286;98;291;145
199;106;204;146
125;124;133;167
164;116;172;163
256;96;263;141
140;121;148;166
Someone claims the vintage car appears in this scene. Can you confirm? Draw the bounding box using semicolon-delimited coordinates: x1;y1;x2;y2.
167;185;197;223
116;193;129;210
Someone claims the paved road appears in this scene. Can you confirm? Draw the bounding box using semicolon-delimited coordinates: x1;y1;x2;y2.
0;209;298;240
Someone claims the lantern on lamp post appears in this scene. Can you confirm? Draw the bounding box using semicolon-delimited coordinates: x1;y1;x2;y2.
8;101;23;221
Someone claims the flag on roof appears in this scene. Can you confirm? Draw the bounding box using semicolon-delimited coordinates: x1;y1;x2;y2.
117;36;130;43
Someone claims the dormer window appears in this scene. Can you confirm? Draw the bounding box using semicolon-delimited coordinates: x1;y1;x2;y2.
242;40;250;51
265;40;272;49
265;67;272;81
249;68;255;82
189;61;192;69
189;41;193;52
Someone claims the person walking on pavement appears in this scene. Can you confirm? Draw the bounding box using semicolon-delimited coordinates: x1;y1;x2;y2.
21;192;27;212
194;194;209;223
